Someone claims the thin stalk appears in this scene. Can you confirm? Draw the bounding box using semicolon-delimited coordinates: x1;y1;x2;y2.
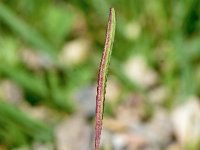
95;8;116;150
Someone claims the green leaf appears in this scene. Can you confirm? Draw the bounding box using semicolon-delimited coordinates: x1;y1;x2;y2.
0;101;52;146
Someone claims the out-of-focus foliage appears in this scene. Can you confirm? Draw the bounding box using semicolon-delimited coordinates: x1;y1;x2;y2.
0;0;200;149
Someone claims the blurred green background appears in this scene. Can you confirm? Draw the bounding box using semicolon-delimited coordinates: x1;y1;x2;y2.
0;0;200;150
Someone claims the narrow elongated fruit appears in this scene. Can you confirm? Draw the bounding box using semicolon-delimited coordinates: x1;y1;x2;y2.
95;8;116;150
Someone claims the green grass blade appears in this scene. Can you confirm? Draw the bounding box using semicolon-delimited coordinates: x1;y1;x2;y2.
0;4;55;56
0;101;52;144
95;8;116;150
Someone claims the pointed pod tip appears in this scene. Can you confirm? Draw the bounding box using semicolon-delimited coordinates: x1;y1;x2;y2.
109;7;116;26
110;7;115;14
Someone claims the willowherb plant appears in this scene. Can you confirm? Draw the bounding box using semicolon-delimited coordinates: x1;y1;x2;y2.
95;8;116;150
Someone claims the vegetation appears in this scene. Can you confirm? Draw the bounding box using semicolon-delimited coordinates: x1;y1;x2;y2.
0;0;200;149
95;8;115;150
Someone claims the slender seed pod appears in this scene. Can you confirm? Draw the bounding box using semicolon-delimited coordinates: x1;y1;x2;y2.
95;8;116;150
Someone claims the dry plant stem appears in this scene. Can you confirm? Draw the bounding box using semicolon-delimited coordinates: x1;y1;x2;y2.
95;8;116;150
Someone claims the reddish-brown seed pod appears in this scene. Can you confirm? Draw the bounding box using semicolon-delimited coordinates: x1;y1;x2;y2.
95;8;116;150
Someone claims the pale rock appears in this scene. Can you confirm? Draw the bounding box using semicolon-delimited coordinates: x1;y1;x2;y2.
105;76;121;102
171;96;200;146
20;104;53;122
59;38;90;67
126;133;149;150
106;108;173;150
21;48;53;70
116;94;146;125
124;21;141;40
0;80;23;104
112;134;128;150
100;129;112;149
148;86;169;104
147;108;173;147
120;108;173;150
112;132;149;150
74;85;96;117
55;114;91;150
124;55;158;88
103;118;128;132
33;143;53;150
